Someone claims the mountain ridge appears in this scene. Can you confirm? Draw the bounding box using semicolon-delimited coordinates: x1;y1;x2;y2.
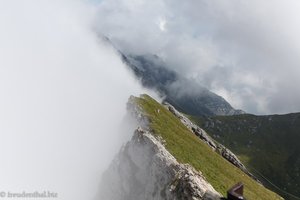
120;52;245;117
98;94;282;200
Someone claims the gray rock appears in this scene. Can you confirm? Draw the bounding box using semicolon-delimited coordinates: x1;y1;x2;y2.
164;103;217;150
164;102;261;183
98;127;222;200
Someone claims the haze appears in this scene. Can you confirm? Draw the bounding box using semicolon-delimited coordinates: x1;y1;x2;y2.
0;0;151;199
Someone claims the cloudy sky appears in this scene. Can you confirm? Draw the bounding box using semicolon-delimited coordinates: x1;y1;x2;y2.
1;0;300;199
95;0;300;115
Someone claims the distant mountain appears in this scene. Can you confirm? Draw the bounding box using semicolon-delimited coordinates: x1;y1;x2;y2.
121;53;244;116
190;113;300;200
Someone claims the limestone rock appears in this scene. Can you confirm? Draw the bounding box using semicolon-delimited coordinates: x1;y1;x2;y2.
98;128;222;200
164;103;217;150
163;103;260;183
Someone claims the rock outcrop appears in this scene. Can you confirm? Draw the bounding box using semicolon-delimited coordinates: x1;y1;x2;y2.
163;103;260;183
164;103;217;150
98;127;222;200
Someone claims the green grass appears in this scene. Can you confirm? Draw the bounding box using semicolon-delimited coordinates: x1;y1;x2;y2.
134;94;282;200
189;113;300;200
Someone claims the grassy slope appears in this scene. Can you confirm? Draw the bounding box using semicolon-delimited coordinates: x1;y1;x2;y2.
135;94;281;200
190;114;300;200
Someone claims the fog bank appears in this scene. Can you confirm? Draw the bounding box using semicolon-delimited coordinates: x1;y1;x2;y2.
0;1;151;199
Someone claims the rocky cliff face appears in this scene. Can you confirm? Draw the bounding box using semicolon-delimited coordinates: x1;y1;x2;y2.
98;127;222;200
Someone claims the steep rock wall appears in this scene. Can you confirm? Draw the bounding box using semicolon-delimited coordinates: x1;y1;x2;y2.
98;127;222;200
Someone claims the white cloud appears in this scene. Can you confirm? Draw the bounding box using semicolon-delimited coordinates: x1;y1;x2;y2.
158;18;167;32
95;0;300;114
0;0;152;199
